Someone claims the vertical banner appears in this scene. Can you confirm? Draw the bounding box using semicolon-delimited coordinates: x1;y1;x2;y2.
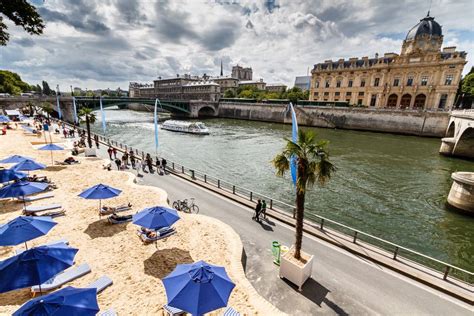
289;102;298;186
56;95;62;119
100;97;106;133
154;98;159;152
72;97;78;124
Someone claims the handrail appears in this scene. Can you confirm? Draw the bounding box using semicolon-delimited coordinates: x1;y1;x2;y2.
56;119;473;284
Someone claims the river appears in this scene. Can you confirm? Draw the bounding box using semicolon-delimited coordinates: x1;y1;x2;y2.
90;108;474;273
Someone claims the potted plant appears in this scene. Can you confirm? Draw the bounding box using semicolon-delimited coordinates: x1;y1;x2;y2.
272;129;335;290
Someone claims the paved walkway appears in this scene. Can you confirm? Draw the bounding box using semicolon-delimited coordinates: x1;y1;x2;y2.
95;146;472;315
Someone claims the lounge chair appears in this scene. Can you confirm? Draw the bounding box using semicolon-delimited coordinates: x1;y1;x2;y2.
17;193;54;202
31;263;91;296
222;307;240;316
38;209;66;218
15;239;69;255
86;275;113;294
100;203;132;216
99;309;117;316
23;203;62;214
107;214;132;224
163;304;185;316
137;227;176;244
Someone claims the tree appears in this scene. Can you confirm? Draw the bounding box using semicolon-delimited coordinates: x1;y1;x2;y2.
0;70;31;95
42;80;52;96
224;89;236;98
272;129;335;260
39;102;53;118
35;84;42;94
78;107;96;148
0;0;45;46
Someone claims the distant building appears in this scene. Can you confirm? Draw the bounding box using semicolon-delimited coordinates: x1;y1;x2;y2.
294;76;311;91
211;77;239;97
238;79;266;91
266;84;287;93
309;14;467;109
232;65;253;81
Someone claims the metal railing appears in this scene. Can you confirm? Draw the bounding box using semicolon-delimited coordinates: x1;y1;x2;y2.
57;119;474;286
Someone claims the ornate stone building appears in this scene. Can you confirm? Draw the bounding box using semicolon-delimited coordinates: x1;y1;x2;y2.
232;65;253;80
309;14;467;110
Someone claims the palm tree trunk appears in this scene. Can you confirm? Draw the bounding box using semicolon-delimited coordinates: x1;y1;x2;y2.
86;115;92;148
294;188;305;260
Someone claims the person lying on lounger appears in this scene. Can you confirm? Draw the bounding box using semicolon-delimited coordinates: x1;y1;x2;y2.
64;157;79;164
28;175;49;183
102;203;132;212
109;213;132;221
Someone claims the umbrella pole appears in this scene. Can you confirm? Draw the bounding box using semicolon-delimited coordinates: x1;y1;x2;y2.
50;150;53;166
24;241;28;250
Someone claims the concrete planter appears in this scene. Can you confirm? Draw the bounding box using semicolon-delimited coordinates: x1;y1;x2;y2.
84;148;97;157
279;246;314;291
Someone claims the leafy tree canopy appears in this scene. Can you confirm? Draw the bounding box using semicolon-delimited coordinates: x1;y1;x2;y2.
0;70;32;95
231;85;309;103
0;0;44;46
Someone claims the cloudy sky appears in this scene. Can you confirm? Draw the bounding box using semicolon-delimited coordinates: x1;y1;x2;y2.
1;0;473;90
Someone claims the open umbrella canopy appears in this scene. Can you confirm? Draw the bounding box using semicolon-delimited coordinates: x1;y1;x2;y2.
13;286;100;316
0;115;10;123
21;126;34;132
0;216;56;246
133;206;180;230
38;144;64;151
0;243;78;293
0;168;26;183
78;184;121;200
163;260;236;315
0;181;48;199
12;159;46;172
0;155;33;164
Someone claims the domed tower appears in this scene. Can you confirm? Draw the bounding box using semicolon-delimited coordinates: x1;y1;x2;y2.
401;12;443;55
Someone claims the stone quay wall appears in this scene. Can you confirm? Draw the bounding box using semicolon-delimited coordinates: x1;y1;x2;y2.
217;102;450;137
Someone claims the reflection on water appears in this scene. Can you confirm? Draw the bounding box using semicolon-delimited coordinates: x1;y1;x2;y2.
91;108;474;271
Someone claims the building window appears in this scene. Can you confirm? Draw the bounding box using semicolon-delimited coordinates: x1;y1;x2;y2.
393;78;400;87
439;94;448;108
313;92;319;97
374;78;380;87
407;77;413;86
348;80;353;87
370;95;377;107
358;91;364;96
325;80;330;88
324;92;329;96
445;75;454;85
335;92;340;96
315;81;320;88
336;80;341;88
346;92;352;96
357;99;363;105
421;76;428;86
360;79;366;87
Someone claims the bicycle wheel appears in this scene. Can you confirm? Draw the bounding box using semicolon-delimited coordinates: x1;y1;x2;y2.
190;205;199;214
172;201;180;210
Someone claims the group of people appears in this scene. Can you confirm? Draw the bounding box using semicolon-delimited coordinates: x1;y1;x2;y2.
108;146;167;176
253;199;267;222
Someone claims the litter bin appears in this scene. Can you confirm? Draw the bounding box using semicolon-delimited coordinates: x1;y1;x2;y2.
272;241;281;265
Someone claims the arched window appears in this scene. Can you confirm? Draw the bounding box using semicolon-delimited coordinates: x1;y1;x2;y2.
387;94;398;107
414;94;426;109
400;94;411;109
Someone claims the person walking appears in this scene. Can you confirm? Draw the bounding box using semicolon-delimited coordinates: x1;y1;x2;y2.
107;146;113;160
261;200;267;220
135;160;142;177
63;129;67;138
130;150;136;169
122;151;129;166
161;158;167;173
145;153;154;173
94;135;100;149
114;158;121;170
112;147;117;159
253;200;262;222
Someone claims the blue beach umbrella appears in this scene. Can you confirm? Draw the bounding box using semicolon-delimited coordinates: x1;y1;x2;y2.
13;286;100;316
0;115;10;123
163;260;236;315
0;168;26;183
0;155;33;164
78;183;122;211
38;143;64;165
133;206;180;230
21;126;34;132
0;181;48;199
0;243;78;293
0;216;56;248
12;159;46;173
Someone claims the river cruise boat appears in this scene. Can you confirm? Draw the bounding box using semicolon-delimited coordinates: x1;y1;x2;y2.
161;120;209;135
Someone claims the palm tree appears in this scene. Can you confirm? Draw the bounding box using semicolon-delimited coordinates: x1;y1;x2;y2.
77;107;96;148
272;129;336;260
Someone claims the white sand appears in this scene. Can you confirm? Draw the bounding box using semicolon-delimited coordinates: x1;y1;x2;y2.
0;128;283;315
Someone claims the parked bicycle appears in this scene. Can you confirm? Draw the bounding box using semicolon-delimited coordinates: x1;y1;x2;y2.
172;198;199;214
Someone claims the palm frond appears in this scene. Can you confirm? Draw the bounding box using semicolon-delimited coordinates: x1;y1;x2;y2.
272;153;290;177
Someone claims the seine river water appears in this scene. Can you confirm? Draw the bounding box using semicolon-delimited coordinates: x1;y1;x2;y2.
91;108;474;272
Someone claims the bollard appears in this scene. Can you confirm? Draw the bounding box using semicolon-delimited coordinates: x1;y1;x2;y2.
204;174;207;183
270;199;273;209
232;185;235;194
250;192;253;201
353;231;358;243
320;218;324;230
172;162;175;170
293;208;296;219
217;179;220;188
443;266;450;280
181;166;184;173
191;170;195;179
393;246;399;260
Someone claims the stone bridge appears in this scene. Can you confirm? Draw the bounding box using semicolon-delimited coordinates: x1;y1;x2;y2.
0;96;219;122
439;110;474;159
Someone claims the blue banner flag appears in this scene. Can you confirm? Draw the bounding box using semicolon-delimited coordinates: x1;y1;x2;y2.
72;97;78;124
100;97;106;133
154;98;160;152
289;102;298;186
56;96;62;119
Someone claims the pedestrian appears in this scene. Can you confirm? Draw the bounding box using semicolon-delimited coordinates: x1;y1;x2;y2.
112;147;117;159
130;150;136;169
122;151;129;168
114;158;121;170
135;160;142;177
63;129;67;138
70;129;75;138
94;135;99;149
161;158;167;173
253;200;262;222
261;200;267;219
107;146;113;160
145;153;153;173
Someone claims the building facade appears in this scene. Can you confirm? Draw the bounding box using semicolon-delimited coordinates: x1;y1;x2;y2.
238;79;266;91
266;84;287;93
309;14;467;110
211;77;239;97
232;65;253;80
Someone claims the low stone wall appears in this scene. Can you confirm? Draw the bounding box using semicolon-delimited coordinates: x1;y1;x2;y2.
217;102;450;137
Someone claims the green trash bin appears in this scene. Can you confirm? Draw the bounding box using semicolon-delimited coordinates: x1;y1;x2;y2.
272;241;281;265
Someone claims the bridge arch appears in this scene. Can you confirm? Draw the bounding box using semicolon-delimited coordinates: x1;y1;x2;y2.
198;106;217;117
453;127;474;159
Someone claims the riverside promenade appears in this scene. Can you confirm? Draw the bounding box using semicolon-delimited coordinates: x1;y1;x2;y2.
91;146;472;315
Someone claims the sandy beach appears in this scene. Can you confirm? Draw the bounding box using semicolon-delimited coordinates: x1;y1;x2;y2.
0;127;282;315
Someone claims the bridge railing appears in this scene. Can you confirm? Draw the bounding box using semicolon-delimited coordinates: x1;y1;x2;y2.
58;120;474;286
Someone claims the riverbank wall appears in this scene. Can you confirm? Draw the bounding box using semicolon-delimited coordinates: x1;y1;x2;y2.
217;102;450;137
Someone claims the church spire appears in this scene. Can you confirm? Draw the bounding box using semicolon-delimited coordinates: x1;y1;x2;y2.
220;59;223;76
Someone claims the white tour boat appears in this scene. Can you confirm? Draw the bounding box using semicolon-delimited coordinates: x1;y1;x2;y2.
161;120;210;135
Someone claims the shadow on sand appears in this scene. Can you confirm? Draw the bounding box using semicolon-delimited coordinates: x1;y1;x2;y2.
144;247;193;279
84;219;128;239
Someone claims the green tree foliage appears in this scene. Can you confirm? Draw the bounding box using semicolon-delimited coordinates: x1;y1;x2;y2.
223;89;236;98
0;0;45;46
0;70;31;95
272;129;335;260
78;107;97;148
461;69;474;96
232;85;309;103
42;80;53;95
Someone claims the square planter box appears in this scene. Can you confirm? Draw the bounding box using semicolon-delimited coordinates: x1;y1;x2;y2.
84;148;97;157
279;246;314;291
